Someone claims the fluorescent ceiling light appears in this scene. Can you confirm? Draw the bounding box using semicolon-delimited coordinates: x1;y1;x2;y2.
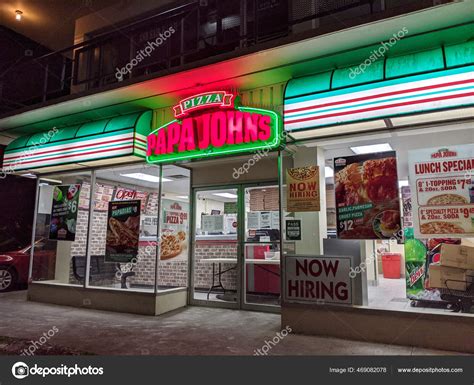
40;178;62;184
213;192;237;199
325;166;334;178
120;173;171;183
20;173;37;179
398;180;409;187
176;195;189;199
350;143;393;154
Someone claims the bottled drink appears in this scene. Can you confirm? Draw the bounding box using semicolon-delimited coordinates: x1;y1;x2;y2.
404;227;427;299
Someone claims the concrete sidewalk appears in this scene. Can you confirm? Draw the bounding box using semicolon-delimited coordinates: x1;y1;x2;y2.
0;291;464;356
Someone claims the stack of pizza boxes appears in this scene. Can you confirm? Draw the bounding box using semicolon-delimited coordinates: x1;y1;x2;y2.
429;243;474;291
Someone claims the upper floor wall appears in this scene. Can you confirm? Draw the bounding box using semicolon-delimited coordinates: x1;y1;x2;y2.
0;0;453;116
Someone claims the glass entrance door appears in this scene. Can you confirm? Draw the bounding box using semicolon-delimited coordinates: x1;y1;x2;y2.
243;184;281;311
190;183;281;311
191;187;240;307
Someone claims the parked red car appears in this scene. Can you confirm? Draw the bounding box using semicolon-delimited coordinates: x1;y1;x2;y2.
0;239;56;292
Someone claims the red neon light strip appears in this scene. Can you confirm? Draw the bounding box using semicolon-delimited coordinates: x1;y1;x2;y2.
285;91;474;124
9;145;133;166
285;78;474;115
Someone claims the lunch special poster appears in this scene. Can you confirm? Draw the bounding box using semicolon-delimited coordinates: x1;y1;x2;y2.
334;151;401;240
105;200;141;263
49;184;81;241
408;144;474;238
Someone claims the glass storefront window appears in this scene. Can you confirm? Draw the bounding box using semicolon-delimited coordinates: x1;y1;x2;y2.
313;123;474;316
157;165;190;291
87;164;160;292
31;171;92;286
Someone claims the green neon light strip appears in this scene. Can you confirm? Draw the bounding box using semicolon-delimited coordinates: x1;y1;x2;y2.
146;106;281;164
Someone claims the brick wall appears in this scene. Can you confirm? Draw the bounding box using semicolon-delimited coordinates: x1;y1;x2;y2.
68;189;190;289
193;241;237;291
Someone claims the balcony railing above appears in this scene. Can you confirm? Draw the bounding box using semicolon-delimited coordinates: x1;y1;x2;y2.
0;0;451;115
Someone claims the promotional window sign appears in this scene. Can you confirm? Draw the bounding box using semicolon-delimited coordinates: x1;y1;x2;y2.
286;166;320;212
160;199;189;261
401;186;413;228
285;219;301;241
49;184;81;241
284;255;352;305
105;200;141;263
146;91;281;164
114;187;148;212
408;144;474;238
334;151;401;239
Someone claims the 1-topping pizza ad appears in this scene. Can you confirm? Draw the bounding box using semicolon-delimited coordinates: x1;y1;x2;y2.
409;144;474;238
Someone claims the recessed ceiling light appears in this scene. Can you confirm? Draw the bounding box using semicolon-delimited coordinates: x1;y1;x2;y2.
40;178;62;184
20;173;37;179
15;10;23;21
120;173;171;183
350;143;393;155
176;195;189;199
325;166;334;178
398;180;409;188
213;192;237;199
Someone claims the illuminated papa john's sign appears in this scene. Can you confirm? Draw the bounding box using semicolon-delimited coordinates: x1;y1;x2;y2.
146;91;281;164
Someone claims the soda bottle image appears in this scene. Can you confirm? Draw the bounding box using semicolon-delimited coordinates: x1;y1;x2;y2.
404;227;427;299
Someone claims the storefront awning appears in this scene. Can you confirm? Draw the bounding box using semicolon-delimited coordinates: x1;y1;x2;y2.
2;111;151;173
284;40;474;133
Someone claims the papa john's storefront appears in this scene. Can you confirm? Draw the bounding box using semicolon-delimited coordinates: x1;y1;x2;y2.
2;20;474;353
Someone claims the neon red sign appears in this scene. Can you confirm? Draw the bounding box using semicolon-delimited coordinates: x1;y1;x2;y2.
146;92;281;164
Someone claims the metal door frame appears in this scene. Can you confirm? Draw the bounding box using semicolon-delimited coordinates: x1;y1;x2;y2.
188;181;281;313
189;184;242;310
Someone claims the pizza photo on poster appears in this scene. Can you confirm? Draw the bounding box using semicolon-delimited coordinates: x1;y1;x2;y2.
408;144;474;238
105;200;141;263
160;199;189;261
334;151;401;239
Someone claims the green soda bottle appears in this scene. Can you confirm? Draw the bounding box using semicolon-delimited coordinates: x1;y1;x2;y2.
404;227;427;299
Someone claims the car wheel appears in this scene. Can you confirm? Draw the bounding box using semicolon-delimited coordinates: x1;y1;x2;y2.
0;267;17;292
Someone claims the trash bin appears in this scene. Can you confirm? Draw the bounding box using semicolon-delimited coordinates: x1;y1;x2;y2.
381;253;402;279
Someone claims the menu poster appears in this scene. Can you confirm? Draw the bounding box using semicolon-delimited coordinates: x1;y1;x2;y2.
201;215;224;233
160;199;189;261
94;184;115;211
408;145;474;238
49;185;81;241
286;166;320;212
334;151;401;240
105;200;140;263
224;202;238;214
